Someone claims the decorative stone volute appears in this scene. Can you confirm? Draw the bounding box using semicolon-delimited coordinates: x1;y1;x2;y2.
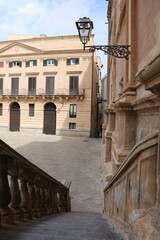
136;53;160;97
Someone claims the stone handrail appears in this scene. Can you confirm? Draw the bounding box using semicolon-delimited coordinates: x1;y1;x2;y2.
104;131;159;230
0;139;71;227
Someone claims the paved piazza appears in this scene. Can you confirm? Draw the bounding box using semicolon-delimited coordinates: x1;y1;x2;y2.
0;132;103;212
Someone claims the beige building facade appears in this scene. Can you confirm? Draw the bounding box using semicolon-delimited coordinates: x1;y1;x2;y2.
103;0;160;237
0;34;100;137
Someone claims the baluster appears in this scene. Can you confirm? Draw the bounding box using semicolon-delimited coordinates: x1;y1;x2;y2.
40;179;46;216
65;189;71;212
8;164;24;223
0;155;13;225
58;188;65;212
52;185;59;213
44;181;50;215
19;168;31;221
28;172;37;219
35;176;41;218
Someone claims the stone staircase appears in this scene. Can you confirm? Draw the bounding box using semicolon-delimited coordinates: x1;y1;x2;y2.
0;212;124;240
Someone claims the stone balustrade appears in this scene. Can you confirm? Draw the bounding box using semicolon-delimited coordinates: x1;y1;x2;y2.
104;131;159;231
0;139;71;227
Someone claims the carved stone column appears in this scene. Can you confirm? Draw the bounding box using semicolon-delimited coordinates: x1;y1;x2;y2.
19;168;31;221
0;155;13;225
28;172;37;219
8;164;24;223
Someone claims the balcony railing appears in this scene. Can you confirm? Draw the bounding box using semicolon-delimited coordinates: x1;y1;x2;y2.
0;88;85;97
0;139;71;226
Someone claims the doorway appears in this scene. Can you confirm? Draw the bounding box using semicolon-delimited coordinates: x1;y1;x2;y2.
43;102;56;134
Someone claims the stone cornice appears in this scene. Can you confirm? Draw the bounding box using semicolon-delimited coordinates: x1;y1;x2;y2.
25;72;39;76
0;41;43;54
43;72;57;75
0;49;91;58
66;71;82;75
9;73;22;77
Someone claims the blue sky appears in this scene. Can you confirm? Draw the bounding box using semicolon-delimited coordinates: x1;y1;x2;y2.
0;0;108;75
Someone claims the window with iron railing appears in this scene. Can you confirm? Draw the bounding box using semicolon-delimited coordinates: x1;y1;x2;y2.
69;123;76;129
69;104;77;118
45;76;54;95
69;76;79;95
28;77;36;95
11;78;19;95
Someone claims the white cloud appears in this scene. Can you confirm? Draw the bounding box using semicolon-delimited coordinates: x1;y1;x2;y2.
0;0;108;75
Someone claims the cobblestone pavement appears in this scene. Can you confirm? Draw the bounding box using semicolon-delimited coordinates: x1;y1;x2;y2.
0;131;103;212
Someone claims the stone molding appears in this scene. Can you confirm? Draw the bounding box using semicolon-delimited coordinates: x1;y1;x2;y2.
104;131;158;191
136;53;160;96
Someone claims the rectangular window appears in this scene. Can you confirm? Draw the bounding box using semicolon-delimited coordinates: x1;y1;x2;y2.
0;62;4;68
0;103;2;116
43;59;58;66
29;104;34;116
69;104;77;118
69;76;79;95
9;61;22;67
26;60;37;67
67;58;79;65
28;77;36;95
11;78;19;95
69;123;76;129
46;76;54;95
0;78;3;95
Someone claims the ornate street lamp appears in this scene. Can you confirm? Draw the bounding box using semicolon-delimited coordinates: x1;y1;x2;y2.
75;17;131;60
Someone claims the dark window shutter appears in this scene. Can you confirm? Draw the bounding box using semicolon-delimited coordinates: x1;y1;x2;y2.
26;61;29;67
28;77;36;95
69;76;78;95
19;61;22;67
9;62;12;68
0;103;2;116
46;77;54;95
67;59;71;65
55;60;58;66
33;60;37;66
0;78;3;95
11;78;19;95
75;58;79;64
43;60;47;66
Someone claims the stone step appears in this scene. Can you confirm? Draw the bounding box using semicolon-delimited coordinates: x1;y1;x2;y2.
0;212;124;240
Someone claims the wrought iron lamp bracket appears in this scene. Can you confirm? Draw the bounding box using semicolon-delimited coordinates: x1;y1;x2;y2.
85;45;131;60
